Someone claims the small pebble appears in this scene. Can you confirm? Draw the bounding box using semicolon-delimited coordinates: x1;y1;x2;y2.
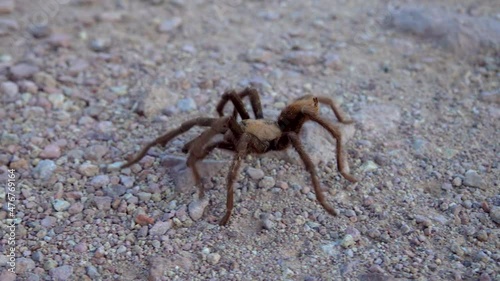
74;243;87;253
450;243;464;256
345;210;356;217
32;251;44;263
48;93;65;108
415;215;432;227
0;18;18;36
441;182;453;191
90;175;110;188
207;253;221;265
29;24;52;38
103;185;127;199
490;207;500;224
452;177;462;187
49;265;73;281
479;89;500;103
1;81;18;96
400;223;412;234
68;202;84;215
323;52;342;69
341;234;355;248
284;50;321;66
373;153;388;166
9;63;39;80
18;80;38;94
277;181;289;190
44;259;58;271
33;160;57;180
247;167;265;180
177;97;197;112
41;216;57;228
157;17;182;33
345;226;361;241
137;192;152;202
78;162;99;177
149;220;172;236
0;0;15;14
188;198;209;221
120;175;135;188
476;230;488;242
16;258;35;274
84;144;108;161
106;161;125;172
360;160;378;172
68;59;89;75
135;214;154;225
260;214;275;230
245;48;273;63
89;38;111;52
48;33;72;48
464;170;483;188
52;199;70;212
39;144;61;159
301;185;311;194
33;71;57;88
93;196;112;210
258;176;275;189
86;266;99;278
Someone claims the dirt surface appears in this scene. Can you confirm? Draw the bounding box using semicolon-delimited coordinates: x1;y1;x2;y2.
0;0;499;280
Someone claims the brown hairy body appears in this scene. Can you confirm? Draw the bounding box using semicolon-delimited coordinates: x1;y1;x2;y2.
240;119;281;141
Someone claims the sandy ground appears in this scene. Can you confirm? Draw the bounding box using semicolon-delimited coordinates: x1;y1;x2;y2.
0;0;499;280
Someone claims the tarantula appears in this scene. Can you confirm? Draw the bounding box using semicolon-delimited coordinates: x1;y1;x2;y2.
120;87;357;225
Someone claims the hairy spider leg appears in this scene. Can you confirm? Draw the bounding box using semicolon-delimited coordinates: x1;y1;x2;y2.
316;96;354;124
219;132;269;225
294;95;353;124
216;87;264;119
302;109;358;183
184;87;264;154
286;132;338;216
185;140;235;199
120;117;220;169
184;117;243;199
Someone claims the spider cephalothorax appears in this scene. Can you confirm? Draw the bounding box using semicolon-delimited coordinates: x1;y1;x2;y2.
120;88;357;225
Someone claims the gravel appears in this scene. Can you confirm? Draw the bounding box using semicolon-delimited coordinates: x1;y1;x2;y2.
0;81;18;96
176;97;197;112
8;63;39;80
90;174;110;188
258;176;275;189
16;258;35;274
33;160;57;180
464;169;484;188
29;24;52;39
93;196;112;211
39;144;61;159
89;37;112;52
149;220;173;236
490;207;500;224
246;167;265;180
52;199;71;212
78;162;99;177
188;198;209;221
1;1;498;280
49;265;74;281
157;17;182;33
207;253;221;265
0;0;15;14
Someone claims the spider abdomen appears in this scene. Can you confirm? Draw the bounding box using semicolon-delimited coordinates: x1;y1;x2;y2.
240;119;281;141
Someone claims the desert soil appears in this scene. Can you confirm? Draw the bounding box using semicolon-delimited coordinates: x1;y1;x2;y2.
0;0;499;280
